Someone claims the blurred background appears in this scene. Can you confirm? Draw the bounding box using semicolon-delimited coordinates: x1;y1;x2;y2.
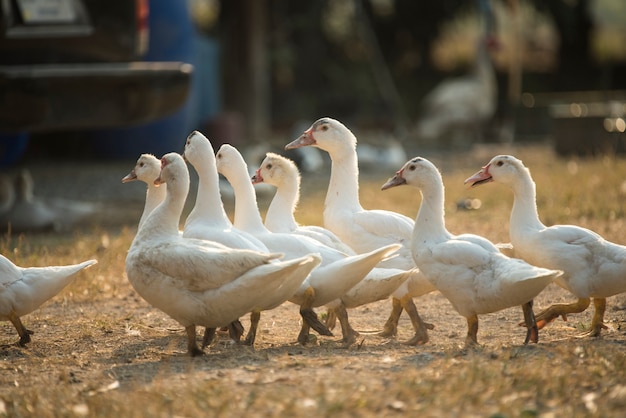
1;0;626;162
0;0;626;233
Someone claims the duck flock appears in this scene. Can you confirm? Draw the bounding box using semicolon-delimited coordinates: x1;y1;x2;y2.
3;117;626;356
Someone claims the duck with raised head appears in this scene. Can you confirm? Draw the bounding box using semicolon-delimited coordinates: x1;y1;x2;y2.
183;131;268;253
465;154;626;337
286;117;437;345
125;152;320;356
383;156;561;346
182;131;277;345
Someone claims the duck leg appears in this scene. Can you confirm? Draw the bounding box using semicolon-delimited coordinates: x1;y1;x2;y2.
579;297;608;337
378;297;402;337
526;297;591;329
228;319;244;342
202;328;217;348
185;325;204;357
333;303;359;347
402;295;434;346
520;300;539;344
9;312;33;346
202;319;244;348
325;308;337;330
243;311;261;346
297;321;311;345
465;314;480;348
299;287;333;341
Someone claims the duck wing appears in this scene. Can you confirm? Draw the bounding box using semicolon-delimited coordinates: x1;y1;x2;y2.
130;239;281;293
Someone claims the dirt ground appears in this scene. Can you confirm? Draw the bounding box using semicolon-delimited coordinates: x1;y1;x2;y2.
2;269;626;417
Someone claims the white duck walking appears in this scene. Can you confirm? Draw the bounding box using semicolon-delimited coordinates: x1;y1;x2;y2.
121;153;244;345
286;117;437;345
465;155;626;337
215;144;401;345
1;255;97;346
382;157;562;346
182;131;276;345
125;152;320;356
252;151;414;342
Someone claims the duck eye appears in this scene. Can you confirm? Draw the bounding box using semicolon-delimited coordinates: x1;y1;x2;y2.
266;164;272;170
139;162;144;167
409;165;416;171
321;125;328;131
496;161;503;167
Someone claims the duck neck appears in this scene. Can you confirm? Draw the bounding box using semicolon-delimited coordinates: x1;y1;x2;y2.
413;182;449;245
135;178;187;243
185;158;232;229
226;167;268;235
265;179;300;232
509;174;545;238
138;184;167;229
325;145;362;213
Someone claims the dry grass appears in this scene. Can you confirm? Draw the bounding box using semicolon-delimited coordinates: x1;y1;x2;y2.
1;143;626;417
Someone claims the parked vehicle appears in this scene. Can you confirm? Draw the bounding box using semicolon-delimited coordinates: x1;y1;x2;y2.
0;0;194;164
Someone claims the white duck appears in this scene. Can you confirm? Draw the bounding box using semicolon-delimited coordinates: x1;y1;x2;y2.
183;131;267;252
465;155;626;337
251;152;354;254
121;153;245;345
182;130;291;345
382;157;562;346
0;170;58;232
125;152;321;356
215;143;401;345
286;117;437;345
415;35;498;147
121;154;166;229
251;151;414;342
0;255;97;346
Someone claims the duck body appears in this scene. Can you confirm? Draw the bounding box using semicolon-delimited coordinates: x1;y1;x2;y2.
466;155;626;336
125;152;320;355
0;255;97;345
286;117;436;345
383;156;561;346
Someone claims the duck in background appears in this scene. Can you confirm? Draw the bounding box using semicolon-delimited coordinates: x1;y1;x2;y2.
415;0;499;148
